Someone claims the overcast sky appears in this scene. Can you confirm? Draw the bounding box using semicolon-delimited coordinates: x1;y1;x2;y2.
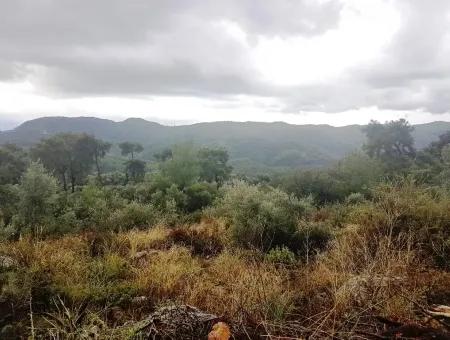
1;0;450;129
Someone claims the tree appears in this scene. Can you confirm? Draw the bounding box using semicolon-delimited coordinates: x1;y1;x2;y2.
15;162;58;236
363;119;415;168
31;134;102;192
160;144;200;188
125;159;146;183
92;139;112;183
154;148;173;162
442;145;450;165
119;142;143;159
0;144;28;185
198;147;232;185
427;131;450;159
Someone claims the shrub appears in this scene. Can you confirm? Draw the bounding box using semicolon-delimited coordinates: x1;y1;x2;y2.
184;182;217;213
345;192;365;205
266;246;296;265
187;251;294;325
349;180;450;268
13;162;58;237
106;202;158;231
167;221;225;256
217;181;313;251
294;222;334;261
70;185;123;228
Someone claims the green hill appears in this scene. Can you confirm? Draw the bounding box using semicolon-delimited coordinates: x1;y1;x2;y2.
1;116;449;173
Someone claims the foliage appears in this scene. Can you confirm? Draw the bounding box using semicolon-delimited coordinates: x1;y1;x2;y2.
160;144;200;188
363;119;415;170
217;181;313;251
118;142;143;159
0;144;28;185
13;162;58;236
124;159;146;183
294;222;334;261
198;147;232;184
106;202;158;231
32;134;109;192
2;119;450;338
350;180;450;268
266;246;296;265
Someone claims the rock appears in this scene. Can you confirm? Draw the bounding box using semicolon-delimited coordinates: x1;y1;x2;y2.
133;304;220;339
0;255;17;269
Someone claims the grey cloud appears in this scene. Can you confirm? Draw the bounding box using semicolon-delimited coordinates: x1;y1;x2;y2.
1;0;450;116
0;0;341;96
353;0;450;113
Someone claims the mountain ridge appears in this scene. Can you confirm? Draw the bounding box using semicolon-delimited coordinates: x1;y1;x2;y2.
1;116;450;171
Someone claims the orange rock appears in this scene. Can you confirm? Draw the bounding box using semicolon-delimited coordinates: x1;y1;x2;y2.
208;322;231;340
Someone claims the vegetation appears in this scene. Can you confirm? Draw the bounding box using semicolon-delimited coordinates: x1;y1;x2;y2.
2;116;450;174
0;119;450;338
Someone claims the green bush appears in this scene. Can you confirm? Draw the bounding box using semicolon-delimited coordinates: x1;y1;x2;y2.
217;181;313;251
184;182;218;213
106;202;158;231
266;246;296;265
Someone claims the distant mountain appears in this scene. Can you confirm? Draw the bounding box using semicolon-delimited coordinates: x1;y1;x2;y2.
1;116;450;172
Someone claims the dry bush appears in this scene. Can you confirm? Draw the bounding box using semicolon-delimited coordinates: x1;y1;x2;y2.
289;225;429;338
185;251;295;334
111;226;170;257
167;219;226;256
349;181;450;268
133;246;202;300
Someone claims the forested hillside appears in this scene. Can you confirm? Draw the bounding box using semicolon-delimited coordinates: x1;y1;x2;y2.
1;119;450;338
2;117;450;172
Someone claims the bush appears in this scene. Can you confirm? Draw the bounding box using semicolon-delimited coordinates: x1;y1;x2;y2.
294;222;334;260
345;192;365;205
106;202;158;231
266;246;296;265
184;182;217;213
167;221;225;256
217;181;313;251
350;180;450;268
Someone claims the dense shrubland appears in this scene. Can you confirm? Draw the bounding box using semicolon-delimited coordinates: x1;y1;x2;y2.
0;119;450;338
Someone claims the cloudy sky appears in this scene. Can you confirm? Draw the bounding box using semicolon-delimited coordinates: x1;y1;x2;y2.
1;0;450;129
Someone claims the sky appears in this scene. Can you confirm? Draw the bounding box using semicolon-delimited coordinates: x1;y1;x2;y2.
1;0;450;129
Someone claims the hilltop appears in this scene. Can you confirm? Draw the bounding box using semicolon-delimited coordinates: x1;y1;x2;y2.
1;116;450;171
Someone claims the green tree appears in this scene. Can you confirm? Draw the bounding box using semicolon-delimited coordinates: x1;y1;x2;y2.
31;134;102;192
442;145;450;165
125;159;146;183
119;142;143;159
161;144;200;188
363;119;415;168
154;148;173;162
0;144;28;185
91;139;112;183
198;147;232;185
428;131;450;158
15;162;58;236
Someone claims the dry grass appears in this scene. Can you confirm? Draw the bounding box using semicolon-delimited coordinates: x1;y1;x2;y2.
1;212;449;339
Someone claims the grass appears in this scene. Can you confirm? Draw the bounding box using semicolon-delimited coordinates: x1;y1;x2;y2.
1;185;450;338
